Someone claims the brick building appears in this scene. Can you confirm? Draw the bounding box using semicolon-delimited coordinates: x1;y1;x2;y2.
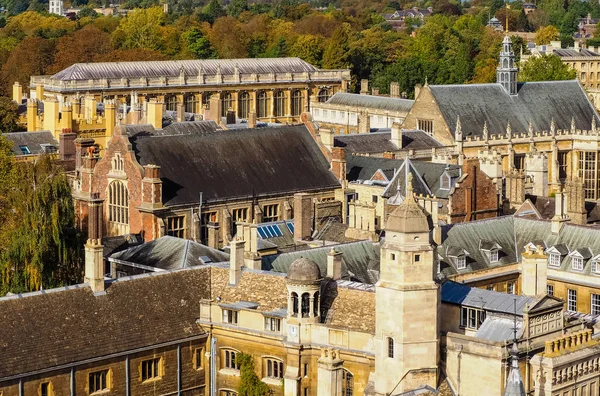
71;123;340;247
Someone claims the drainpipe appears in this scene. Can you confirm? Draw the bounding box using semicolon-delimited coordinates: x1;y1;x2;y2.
177;344;182;395
211;336;217;396
19;378;23;396
70;367;75;396
126;355;130;396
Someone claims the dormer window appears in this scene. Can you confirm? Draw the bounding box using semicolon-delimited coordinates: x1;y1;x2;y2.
548;253;561;267
572;257;584;271
490;249;499;263
592;260;600;274
440;172;451;190
456;256;466;270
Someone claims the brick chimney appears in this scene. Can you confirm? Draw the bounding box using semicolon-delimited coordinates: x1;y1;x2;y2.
294;193;313;240
84;194;105;293
74;138;96;170
207;222;220;249
141;165;163;209
327;248;342;280
59;129;76;162
330;147;346;186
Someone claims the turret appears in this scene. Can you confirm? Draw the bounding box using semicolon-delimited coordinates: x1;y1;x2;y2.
497;35;518;95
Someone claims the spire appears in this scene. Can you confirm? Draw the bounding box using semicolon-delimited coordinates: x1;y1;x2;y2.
505;2;510;33
503;300;525;396
483;121;489;143
593;116;596;132
506;121;512;140
455;116;463;141
550;118;556;136
571;116;576;133
497;34;518;95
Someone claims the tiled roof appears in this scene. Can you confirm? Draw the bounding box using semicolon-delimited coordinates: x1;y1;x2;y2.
52;58;319;81
325;92;414;113
4;131;58;156
333;130;442;155
428;81;599;138
0;267;211;380
129;125;340;205
441;281;536;315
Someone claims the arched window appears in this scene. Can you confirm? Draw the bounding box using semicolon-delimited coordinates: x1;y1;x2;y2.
301;293;310;318
274;91;286;117
291;90;303;116
503;59;508;69
342;370;354;396
108;181;129;235
165;94;177;111
257;91;269;118
387;337;394;358
202;92;213;108
238;92;251;119
264;358;284;379
313;291;319;317
318;88;330;102
184;94;197;113
222;349;240;370
221;92;233;117
292;292;298;316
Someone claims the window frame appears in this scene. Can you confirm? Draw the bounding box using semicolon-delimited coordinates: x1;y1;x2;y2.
460;307;485;330
264;357;284;380
568;289;577;312
194;347;205;370
572;256;584;271
222;349;241;371
548;253;561;267
387;337;394;358
490;249;499;263
342;369;354;396
547;284;554;296
456;256;466;270
166;215;185;238
263;204;279;222
88;369;109;394
592;294;600;315
264;316;281;332
141;357;162;382
222;309;239;325
507;281;515;295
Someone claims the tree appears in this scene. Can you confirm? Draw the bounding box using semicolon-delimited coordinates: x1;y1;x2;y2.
289;34;324;66
0;96;20;132
227;0;248;18
236;353;270;396
0;150;84;295
50;25;113;73
182;28;217;59
322;23;352;69
1;37;55;91
95;48;168;62
112;7;166;50
202;0;225;24
534;25;560;45
208;16;250;58
520;54;577;81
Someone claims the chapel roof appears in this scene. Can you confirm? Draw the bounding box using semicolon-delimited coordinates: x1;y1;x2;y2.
325;92;414;113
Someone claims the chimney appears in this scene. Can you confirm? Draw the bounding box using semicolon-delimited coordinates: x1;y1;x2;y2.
566;177;587;225
141;165;163;209
26;99;38;131
209;95;222;124
248;111;257;128
84;195;105;293
391;122;402;148
12;82;22;103
294;193;313;240
59;129;76;162
372;88;380;96
330;147;347;186
72;99;81;118
43;97;59;138
229;238;245;285
104;100;116;137
74;138;96;170
146;99;164;129
35;84;44;101
390;82;400;98
414;84;422;99
327;248;342;280
207;222;220;249
320;128;335;152
551;189;569;234
176;102;185;122
61;102;73;130
244;222;261;270
84;95;97;120
574;41;580;50
520;245;548;297
360;79;369;95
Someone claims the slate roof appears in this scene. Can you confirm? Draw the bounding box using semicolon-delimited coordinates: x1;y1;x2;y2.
51;58;319;81
333;130;442;154
475;316;523;342
325;92;414;113
126;121;220;137
129;125;340;205
109;236;230;270
381;159;461;200
262;240;381;285
441;280;536;315
428;81;599;138
3;131;58;156
440;215;600;277
554;48;600;57
0;267;211;380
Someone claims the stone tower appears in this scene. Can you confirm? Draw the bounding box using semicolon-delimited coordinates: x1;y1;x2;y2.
497;35;518;95
374;175;439;394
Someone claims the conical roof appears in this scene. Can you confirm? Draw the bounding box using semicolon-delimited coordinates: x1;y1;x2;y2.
503;342;525;396
385;174;430;234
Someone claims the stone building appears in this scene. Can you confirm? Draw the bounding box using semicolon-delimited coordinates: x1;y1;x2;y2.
71;123;340;247
400;35;600;201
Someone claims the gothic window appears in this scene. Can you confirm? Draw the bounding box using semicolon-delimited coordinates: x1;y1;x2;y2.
317;88;330;102
264;358;284;379
301;293;310;317
313;291;319;317
108;181;129;235
184;94;197;113
291;90;303;116
257;91;269;118
222;349;241;370
221;92;233;117
165;94;177;111
112;153;124;172
503;59;508;68
202;92;213;107
579;151;599;200
274;91;286;117
342;370;354;396
238;92;251;119
387;337;394;358
513;154;525;170
558;151;568;181
440;173;451;190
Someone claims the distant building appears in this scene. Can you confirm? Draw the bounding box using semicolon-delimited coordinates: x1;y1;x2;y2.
48;0;63;15
523;2;537;14
487;16;503;31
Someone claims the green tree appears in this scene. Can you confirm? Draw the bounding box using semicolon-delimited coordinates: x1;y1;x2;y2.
112;7;166;50
520;54;577;81
289;34;323;66
227;0;248;18
0;150;84;295
322;23;352;69
202;0;225;24
182;28;217;59
535;25;560;45
236;353;270;396
0;97;20;132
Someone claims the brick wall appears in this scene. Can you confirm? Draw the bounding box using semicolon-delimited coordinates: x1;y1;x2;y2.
448;161;499;224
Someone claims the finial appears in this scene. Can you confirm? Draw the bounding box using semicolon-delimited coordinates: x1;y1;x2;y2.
455;116;462;139
506;121;512;138
424;76;428;86
528;120;533;136
505;2;510;33
550;118;556;135
571;116;576;133
593;116;597;132
407;172;414;197
483;121;488;141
